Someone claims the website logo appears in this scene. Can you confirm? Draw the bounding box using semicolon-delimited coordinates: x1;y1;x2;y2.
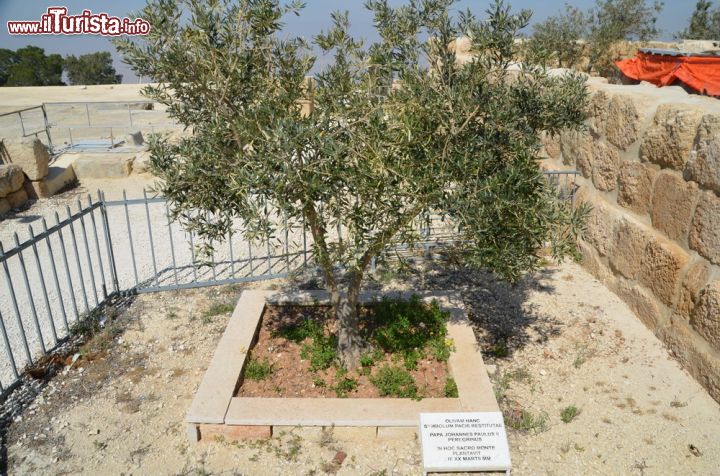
7;7;150;36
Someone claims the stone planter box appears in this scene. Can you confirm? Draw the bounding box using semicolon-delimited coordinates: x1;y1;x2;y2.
186;290;499;443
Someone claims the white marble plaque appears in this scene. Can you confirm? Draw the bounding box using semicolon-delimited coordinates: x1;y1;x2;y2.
419;412;511;473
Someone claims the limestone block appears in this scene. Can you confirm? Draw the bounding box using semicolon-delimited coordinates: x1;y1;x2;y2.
72;154;134;180
197;424;271;442
578;239;615;284
6;189;28;209
617;162;656;215
560;129;593;176
606;95;640;150
583;198;620;257
639;238;690;308
591;141;620;191
691;281;720;350
587;90;609;137
0;164;25;198
689;191;720;265
0;198;10;215
614;278;665;330
132;151;151;174
640;104;704;170
686;114;720;194
677;261;711;319
608;218;650;280
658;316;720;402
651;172;699;242
542;132;561;159
24;180;50;199
2;137;50;180
376;426;417;440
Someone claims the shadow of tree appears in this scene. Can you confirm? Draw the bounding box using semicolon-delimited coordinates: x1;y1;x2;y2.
367;261;565;361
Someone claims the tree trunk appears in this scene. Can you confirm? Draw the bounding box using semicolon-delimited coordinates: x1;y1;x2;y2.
332;286;364;369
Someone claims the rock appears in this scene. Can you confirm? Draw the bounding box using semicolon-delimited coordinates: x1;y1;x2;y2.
677;261;711;319
591;141;620;191
617;162;656;215
583;199;620;257
124;131;144;147
686;114;720;194
0;198;10;215
2;137;50;180
690;281;720;350
24;179;50;199
560;129;593;175
608;218;650;280
132;151;151;174
689;191;720;265
614;279;665;330
640;104;704;170
542;132;561;159
0;164;25;198
606;95;640;150
587;90;609;137
658;316;720;402
651;172;699;242
639;238;689;308
72;154;135;180
6;188;28;209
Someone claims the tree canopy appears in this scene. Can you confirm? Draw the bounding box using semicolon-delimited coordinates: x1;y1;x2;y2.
0;46;63;87
64;52;123;85
117;0;589;367
677;0;720;40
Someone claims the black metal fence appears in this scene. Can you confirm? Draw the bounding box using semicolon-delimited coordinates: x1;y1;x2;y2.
0;170;579;396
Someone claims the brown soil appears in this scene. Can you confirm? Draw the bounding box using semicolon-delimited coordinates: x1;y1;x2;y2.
236;305;450;399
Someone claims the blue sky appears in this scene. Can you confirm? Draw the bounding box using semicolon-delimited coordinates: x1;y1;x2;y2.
0;1;697;83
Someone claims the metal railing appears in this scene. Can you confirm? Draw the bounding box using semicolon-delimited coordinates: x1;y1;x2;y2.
0;170;578;397
0;105;54;151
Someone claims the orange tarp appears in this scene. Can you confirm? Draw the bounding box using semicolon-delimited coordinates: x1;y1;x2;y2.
616;51;720;96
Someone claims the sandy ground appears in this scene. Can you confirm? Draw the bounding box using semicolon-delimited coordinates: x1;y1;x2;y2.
0;84;148;112
5;260;720;475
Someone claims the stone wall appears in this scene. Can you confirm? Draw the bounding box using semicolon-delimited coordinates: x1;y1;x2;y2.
541;79;720;402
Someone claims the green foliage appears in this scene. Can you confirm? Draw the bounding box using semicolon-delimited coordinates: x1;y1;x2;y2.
1;46;63;86
244;356;274;381
526;5;587;68
560;404;581;423
586;0;664;76
64;52;122;85
204;302;234;317
333;369;358;397
370;296;450;368
117;0;589;362
370;364;419;398
444;377;459;397
507;409;549;432
677;0;720;40
274;318;324;343
301;333;338;371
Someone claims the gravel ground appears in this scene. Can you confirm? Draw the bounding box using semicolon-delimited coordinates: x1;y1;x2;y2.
5;260;720;475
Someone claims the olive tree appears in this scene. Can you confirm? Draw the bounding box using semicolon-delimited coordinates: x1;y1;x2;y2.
116;0;589;368
526;4;587;68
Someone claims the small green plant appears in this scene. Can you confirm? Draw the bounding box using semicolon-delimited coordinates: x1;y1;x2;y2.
444;377;459;398
561;405;581;423
507;409;549;432
573;353;586;369
300;333;338;371
334;373;358;398
244;356;274;381
93;440;107;451
494;372;512;402
204;302;234;318
370;364;419;399
274;319;324;343
313;376;326;388
489;341;510;358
